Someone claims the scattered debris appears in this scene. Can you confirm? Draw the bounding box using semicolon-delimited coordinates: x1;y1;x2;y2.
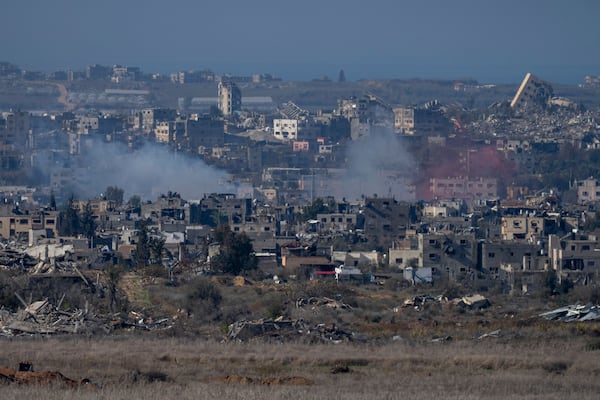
296;297;352;310
400;294;446;309
431;335;452;343
208;375;313;385
227;318;358;343
539;304;600;322
330;365;351;374
120;369;171;384
478;329;501;340
0;298;174;337
454;294;491;310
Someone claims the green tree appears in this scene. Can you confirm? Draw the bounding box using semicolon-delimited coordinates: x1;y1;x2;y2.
59;195;80;236
80;202;96;239
128;195;141;209
211;227;257;275
105;186;124;206
107;264;125;312
135;222;151;268
301;198;335;221
149;236;166;264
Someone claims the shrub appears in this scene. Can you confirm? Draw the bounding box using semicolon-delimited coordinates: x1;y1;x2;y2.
143;264;168;279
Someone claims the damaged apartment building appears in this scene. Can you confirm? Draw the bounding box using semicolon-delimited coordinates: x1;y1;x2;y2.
389;229;478;283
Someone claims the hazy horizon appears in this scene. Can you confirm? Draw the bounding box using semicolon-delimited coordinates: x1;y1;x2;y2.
2;0;599;85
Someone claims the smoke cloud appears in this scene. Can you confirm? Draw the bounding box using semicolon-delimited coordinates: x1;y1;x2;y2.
340;126;415;201
75;138;233;201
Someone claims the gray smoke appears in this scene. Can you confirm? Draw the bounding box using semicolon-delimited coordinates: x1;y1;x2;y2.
76;138;233;201
341;126;415;201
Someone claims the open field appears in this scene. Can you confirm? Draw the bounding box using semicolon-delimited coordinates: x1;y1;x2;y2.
1;332;599;399
3;269;600;399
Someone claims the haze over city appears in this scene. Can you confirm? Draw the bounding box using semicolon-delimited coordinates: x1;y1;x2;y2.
3;2;600;398
2;0;599;83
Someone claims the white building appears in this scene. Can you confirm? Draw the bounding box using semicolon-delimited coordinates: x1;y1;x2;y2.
273;119;298;141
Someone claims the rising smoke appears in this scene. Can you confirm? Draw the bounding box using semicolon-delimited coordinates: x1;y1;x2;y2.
75;138;233;201
340;126;415;201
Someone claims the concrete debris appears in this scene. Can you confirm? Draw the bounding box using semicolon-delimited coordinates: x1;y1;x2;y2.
295;297;353;310
478;329;501;339
539;304;600;322
0;299;173;337
431;335;452;343
227;319;359;343
454;294;491;310
0;248;38;269
401;294;446;308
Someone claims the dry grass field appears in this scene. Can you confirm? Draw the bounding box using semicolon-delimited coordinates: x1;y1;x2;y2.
1;332;599;399
3;271;600;399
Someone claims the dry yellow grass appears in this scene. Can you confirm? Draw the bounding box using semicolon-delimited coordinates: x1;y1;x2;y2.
1;334;599;399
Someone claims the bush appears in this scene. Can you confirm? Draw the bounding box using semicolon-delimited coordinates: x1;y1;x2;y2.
144;264;168;279
180;277;222;320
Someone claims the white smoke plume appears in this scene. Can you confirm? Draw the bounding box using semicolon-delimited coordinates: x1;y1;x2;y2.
340;126;415;201
75;138;233;201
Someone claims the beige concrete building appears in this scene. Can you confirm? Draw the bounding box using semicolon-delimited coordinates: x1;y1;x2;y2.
0;207;59;239
577;177;600;204
501;215;544;241
549;233;600;285
218;81;241;116
393;107;415;134
510;73;553;108
429;177;498;202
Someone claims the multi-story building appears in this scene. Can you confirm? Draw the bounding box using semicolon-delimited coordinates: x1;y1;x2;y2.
183;115;224;153
154;119;185;144
501;215;544;241
393;107;415;134
140;108;178;135
549;233;600;284
273;119;298;141
218;81;242;117
429;177;498;202
1;111;30;146
577;177;600;204
510;72;553;109
0;205;59;239
362;197;416;248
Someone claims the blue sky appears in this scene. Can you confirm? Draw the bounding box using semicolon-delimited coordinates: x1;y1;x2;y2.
1;0;598;83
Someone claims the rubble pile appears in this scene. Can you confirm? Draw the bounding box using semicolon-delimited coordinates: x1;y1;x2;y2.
0;248;37;269
227;318;359;343
401;294;446;309
539;304;600;322
0;298;174;337
295;296;353;310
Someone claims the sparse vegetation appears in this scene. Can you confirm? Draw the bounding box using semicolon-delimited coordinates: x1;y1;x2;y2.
1;336;600;399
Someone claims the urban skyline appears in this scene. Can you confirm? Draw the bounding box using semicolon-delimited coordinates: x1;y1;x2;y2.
1;0;599;84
